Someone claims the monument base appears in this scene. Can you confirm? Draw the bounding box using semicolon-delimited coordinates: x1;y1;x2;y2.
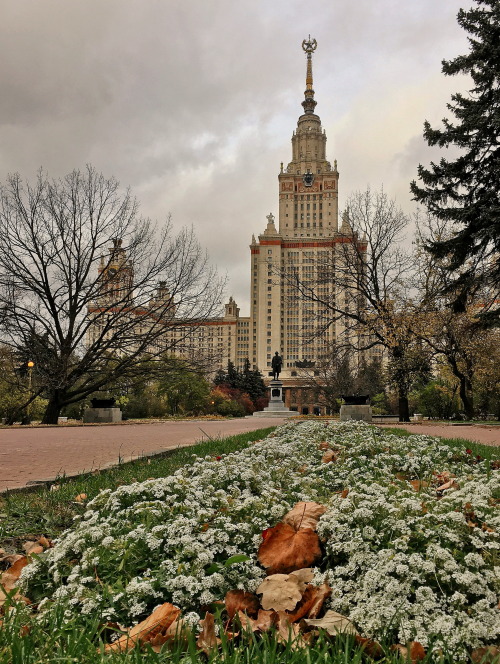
340;404;372;423
83;407;122;423
252;380;296;418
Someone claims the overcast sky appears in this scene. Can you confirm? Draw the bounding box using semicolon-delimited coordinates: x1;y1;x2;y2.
0;0;471;314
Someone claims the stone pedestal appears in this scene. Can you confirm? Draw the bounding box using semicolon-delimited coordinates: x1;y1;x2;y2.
252;380;296;418
83;407;122;423
340;404;372;423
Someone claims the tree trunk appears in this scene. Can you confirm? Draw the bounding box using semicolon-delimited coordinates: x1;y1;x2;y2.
398;393;410;422
458;377;474;420
41;391;63;425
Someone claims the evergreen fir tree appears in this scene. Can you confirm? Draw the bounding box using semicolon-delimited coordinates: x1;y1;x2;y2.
411;0;500;325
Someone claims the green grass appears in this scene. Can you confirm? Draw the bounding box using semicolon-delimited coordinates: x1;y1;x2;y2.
0;600;466;664
0;427;275;542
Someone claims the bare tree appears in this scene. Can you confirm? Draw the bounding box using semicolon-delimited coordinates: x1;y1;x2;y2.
0;166;224;424
284;187;427;421
414;213;499;419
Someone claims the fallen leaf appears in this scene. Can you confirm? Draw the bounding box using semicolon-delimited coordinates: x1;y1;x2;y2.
38;536;52;549
285;584;329;623
224;589;259;620
196;612;220;655
341;489;349;499
409;480;430;492
392;642;426;662
256;574;302;612
436;479;459;492
355;635;384;659
255;609;278;632
302;582;331;620
322;450;337;463
149;617;188;651
470;646;500;663
318;441;330;450
304;610;358;636
482;523;495;533
0;556;30;607
74;493;87;503
49;484;60;492
104;603;181;652
0;553;24;566
23;542;44;556
288;567;314;591
283;502;326;532
276;613;307;650
258;523;322;574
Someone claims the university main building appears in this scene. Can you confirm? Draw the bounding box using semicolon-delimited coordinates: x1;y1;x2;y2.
206;37;357;412
91;38;361;414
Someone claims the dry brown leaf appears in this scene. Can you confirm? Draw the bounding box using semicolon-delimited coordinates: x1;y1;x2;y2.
322;450;338;464
482;523;495;533
409;480;430;492
318;441;330;450
149;617;188;651
104;603;181;653
255;609;278;632
470;646;500;663
256;574;302;612
355;635;384;659
38;536;52;549
196;612;220;655
74;493;87;503
23;542;44;556
302;582;331;620
276;613;307;650
0;556;30;607
392;641;426;662
304;609;358;636
341;488;349;499
285;584;324;623
395;473;409;481
258;523;322;574
224;589;260;620
436;479;459;492
0;553;24;566
288;568;314;591
283;502;326;532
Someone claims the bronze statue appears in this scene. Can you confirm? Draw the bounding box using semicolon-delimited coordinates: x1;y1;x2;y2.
271;351;283;380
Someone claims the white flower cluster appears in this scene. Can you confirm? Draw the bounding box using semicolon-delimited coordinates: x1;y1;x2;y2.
20;421;499;658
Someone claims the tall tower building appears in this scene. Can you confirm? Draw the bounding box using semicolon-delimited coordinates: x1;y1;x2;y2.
249;37;356;412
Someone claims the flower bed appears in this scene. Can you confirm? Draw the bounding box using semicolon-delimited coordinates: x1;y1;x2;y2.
20;421;499;659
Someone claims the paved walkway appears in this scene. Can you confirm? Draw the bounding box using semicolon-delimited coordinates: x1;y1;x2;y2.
378;423;500;447
1;419;498;493
0;418;288;492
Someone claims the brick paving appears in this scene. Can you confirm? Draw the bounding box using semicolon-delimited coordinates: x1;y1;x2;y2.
0;418;289;492
1;419;498;493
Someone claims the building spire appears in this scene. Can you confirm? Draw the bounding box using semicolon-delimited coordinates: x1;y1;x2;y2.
301;36;317;115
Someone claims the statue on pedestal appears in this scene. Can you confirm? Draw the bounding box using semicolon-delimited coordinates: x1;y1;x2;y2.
271;351;283;381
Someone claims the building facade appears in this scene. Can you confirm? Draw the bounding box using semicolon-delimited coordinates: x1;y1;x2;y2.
88;38;365;414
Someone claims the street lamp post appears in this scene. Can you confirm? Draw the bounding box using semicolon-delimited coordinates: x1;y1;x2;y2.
26;360;35;422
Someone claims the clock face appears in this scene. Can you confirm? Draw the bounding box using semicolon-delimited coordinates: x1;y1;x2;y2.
303;172;314;187
108;267;118;278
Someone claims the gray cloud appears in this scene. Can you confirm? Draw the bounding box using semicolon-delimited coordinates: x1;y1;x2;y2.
0;0;469;312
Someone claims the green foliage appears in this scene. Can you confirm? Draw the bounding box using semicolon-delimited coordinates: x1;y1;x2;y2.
411;0;500;323
412;380;461;419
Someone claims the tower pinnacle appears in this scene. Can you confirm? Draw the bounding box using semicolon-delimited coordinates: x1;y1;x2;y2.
301;36;317;114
